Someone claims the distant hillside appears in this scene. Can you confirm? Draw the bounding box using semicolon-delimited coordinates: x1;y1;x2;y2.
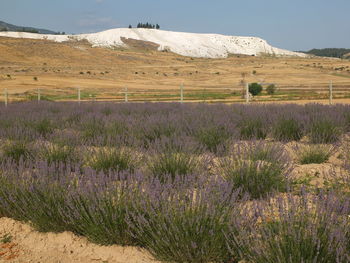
302;48;350;59
0;28;306;58
0;21;59;34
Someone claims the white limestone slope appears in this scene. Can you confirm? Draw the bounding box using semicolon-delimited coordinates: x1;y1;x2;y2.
0;28;306;58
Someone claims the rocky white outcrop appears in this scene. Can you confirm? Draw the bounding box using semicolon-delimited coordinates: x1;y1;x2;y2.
0;28;306;58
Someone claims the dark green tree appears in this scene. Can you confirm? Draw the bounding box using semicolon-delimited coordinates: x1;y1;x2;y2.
249;83;263;96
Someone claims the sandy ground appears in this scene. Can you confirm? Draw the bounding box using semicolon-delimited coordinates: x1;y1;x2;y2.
0;217;158;263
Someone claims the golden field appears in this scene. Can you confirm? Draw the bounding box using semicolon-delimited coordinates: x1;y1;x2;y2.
0;36;350;103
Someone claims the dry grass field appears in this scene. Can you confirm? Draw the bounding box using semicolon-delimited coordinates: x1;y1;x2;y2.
0;36;350;103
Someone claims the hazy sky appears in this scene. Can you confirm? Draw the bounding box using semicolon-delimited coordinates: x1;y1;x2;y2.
1;0;349;51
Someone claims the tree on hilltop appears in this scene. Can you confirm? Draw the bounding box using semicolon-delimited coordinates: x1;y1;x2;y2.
136;22;160;29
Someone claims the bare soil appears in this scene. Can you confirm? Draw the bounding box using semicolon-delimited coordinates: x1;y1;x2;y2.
0;217;158;263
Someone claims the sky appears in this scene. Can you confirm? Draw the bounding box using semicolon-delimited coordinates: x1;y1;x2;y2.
1;0;349;51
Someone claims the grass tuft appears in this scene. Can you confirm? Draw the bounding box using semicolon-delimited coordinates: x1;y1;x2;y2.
298;144;333;164
219;142;290;198
1;141;33;163
88;148;137;174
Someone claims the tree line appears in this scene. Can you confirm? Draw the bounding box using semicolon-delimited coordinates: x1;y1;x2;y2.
0;27;39;33
128;23;160;29
303;48;350;58
0;27;64;35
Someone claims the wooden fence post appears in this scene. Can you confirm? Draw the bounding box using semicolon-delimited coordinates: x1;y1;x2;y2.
329;80;333;105
180;84;184;103
78;87;81;105
4;89;8;107
125;87;128;102
246;83;250;103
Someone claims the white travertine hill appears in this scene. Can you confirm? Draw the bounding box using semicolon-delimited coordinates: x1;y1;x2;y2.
0;28;306;58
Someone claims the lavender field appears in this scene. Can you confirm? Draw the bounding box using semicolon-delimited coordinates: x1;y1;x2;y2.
0;102;350;262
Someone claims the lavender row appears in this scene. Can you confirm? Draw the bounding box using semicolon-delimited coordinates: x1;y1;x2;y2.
0;102;349;262
0;102;349;148
0;162;349;262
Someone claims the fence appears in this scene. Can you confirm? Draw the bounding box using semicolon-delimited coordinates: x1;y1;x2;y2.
1;81;350;106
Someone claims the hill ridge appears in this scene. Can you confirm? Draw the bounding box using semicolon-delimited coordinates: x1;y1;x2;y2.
0;28;306;58
0;20;58;35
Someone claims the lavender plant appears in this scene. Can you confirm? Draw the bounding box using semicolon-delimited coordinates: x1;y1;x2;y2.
30;118;55;137
0;162;143;245
62;172;143;245
1;141;33;163
273;118;303;142
146;137;204;182
80;117;106;141
0;102;349;261
297;144;333;164
309;119;341;144
219;141;291;198
127;176;243;263
38;144;80;166
88;147;138;174
195;126;230;153
239;118;267;140
0;162;72;232
226;192;350;263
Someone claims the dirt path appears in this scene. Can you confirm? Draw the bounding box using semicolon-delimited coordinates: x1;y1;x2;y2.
0;217;158;263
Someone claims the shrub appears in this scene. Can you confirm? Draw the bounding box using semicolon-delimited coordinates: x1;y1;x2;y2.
146;137;204;182
343;142;350;172
239;118;267;140
39;144;79;166
219;142;290;198
0;163;142;246
266;84;276;95
139;121;177;147
128;177;242;263
226;192;350;263
30;119;54;136
273;118;303;141
101;107;113;116
63;174;142;246
1;141;33;163
88;148;137;174
0;163;143;245
105;121;128;138
147;151;200;182
298;144;333;164
309;119;341;144
81;118;105;140
196;126;229;153
345;113;350;132
248;83;263;96
0;169;69;232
